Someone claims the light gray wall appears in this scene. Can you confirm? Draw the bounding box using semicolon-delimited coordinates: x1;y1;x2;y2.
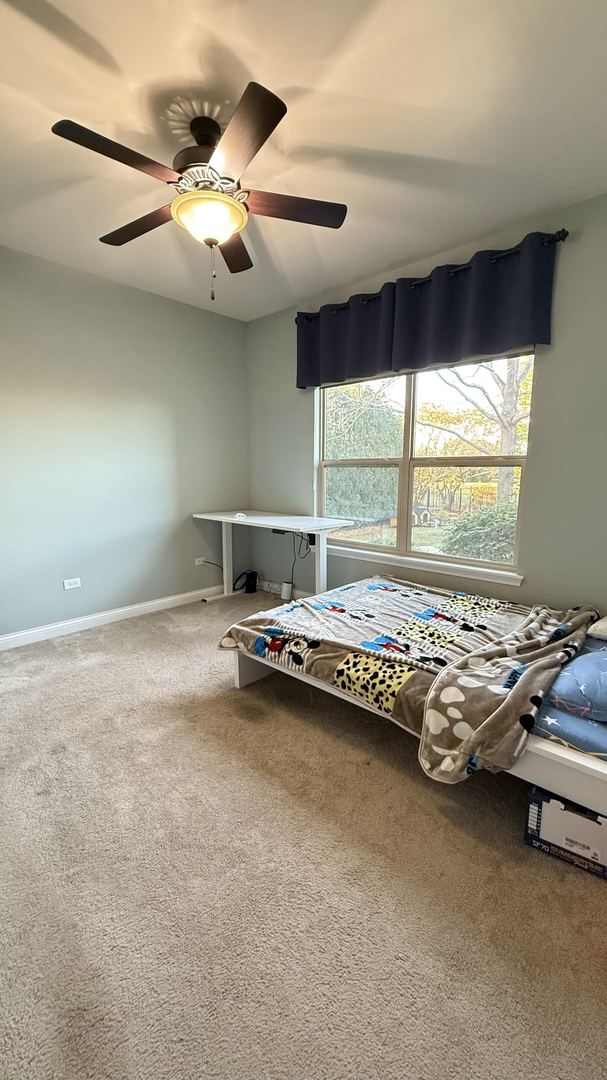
0;247;249;635
4;190;607;637
245;193;607;612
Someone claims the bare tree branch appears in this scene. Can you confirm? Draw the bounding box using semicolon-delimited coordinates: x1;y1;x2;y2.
449;369;503;421
513;411;530;425
329;383;405;446
437;370;501;424
487;365;505;391
416;419;492;456
516;359;533;387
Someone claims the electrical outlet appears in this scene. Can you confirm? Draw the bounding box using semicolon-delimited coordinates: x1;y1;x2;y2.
195;557;206;566
63;577;81;591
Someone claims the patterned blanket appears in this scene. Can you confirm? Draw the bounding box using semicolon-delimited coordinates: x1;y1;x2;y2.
219;577;598;784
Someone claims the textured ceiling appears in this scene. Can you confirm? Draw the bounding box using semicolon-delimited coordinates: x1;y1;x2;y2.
2;0;607;320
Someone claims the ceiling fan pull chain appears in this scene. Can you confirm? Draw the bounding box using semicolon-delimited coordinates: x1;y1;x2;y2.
210;242;217;301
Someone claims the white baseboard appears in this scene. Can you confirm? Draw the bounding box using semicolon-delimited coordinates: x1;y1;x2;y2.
258;579;309;601
0;585;223;652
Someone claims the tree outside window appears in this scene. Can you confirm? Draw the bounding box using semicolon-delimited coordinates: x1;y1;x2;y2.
321;355;534;566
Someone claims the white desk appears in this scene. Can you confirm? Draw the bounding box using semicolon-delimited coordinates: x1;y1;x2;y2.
192;510;354;596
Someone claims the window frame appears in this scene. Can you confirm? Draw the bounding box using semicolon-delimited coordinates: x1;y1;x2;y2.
318;359;532;574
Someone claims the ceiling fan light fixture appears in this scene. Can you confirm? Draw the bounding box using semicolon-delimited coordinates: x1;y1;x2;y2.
170;189;248;247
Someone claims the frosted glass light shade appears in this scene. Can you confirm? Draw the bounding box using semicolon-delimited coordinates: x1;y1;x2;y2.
170;190;248;246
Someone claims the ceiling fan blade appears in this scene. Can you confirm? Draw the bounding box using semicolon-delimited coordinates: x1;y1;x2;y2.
209;83;287;180
246;189;347;229
99;204;174;246
52;120;181;184
219;233;253;273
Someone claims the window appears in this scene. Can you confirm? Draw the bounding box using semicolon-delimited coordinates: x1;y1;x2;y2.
319;355;534;569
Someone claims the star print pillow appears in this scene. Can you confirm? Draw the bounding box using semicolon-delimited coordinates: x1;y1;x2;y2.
543;641;607;723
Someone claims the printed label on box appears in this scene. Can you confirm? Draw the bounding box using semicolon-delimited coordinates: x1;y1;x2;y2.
525;787;607;880
564;835;600;861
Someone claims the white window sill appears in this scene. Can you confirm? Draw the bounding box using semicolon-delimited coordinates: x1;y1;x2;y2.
327;543;523;588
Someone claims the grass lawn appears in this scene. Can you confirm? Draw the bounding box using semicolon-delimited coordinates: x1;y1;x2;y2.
411;525;445;554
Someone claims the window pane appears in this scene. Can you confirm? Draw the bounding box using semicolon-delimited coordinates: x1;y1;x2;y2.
409;465;522;564
324;377;406;460
325;466;399;547
413;355;534;458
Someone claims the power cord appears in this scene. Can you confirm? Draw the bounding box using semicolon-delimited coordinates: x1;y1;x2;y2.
198;558;224;605
289;532;311;586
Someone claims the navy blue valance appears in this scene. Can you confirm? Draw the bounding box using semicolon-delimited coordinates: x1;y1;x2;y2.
296;230;567;389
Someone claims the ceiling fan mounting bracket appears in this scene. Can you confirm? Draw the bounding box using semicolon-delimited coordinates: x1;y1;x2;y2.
173;144;213;172
172;115;222;173
189;115;221;147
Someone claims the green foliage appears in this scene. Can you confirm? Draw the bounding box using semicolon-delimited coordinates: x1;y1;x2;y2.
325;466;398;524
325;382;402;522
324;380;404;460
441;502;518;563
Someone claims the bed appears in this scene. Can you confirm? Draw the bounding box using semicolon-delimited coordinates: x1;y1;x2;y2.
220;577;607;816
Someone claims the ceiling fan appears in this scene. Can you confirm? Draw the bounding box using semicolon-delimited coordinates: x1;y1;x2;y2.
52;82;347;299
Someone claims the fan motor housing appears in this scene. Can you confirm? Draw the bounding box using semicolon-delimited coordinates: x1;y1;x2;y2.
173;116;221;173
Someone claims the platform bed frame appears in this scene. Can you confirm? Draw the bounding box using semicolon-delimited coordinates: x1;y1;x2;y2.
234;650;607;817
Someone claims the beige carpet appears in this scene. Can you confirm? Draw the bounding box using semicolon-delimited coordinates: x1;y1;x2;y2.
0;595;605;1080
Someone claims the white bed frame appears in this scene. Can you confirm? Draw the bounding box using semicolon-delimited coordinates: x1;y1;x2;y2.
234;651;607;816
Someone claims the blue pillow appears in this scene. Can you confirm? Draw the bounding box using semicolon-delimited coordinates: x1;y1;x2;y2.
545;644;607;723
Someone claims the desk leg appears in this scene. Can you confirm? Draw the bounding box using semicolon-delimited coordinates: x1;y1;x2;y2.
222;522;233;596
314;532;327;594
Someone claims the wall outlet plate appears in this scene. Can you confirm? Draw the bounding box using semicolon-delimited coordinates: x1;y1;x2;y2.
195;557;206;566
63;577;81;591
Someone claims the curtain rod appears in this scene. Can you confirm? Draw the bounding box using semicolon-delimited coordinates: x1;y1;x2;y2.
360;229;569;297
296;229;569;319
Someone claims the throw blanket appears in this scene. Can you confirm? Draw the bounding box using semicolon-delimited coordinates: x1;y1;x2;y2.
420;604;597;781
220;577;598;784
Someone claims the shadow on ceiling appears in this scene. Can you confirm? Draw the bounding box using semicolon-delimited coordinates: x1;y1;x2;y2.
288;143;494;191
139;34;255;153
4;0;121;74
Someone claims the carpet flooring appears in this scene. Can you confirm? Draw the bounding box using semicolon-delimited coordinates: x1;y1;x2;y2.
0;594;605;1080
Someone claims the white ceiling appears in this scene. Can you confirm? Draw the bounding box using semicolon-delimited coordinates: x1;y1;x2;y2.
2;0;607;321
